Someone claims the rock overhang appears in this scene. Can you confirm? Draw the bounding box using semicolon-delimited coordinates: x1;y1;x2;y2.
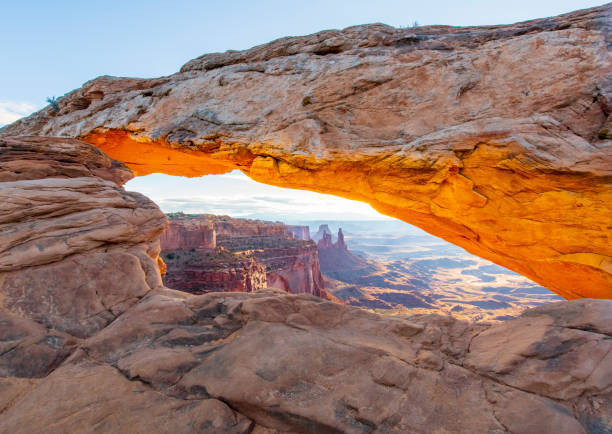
1;4;611;299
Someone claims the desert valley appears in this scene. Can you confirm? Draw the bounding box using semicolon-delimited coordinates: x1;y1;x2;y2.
159;213;562;323
0;3;611;433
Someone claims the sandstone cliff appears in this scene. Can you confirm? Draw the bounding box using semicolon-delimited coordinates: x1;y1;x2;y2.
1;136;610;433
1;5;610;299
162;249;268;293
287;225;311;240
160;214;327;297
160;219;215;250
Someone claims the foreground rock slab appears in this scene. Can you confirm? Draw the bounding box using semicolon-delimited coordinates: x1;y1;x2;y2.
2;5;611;299
2;289;610;433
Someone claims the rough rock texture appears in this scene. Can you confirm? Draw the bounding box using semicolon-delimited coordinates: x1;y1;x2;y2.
260;244;326;297
160;219;216;250
2;5;611;299
0;137;254;432
161;214;327;297
3;288;609;433
162;250;268;294
0;136;168;338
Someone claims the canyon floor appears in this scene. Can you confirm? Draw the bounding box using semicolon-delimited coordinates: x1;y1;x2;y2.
310;220;563;322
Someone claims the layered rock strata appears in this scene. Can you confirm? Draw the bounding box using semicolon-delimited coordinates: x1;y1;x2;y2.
160;219;216;250
2;5;611;299
287;225;311;240
162;249;268;293
0;136;167;339
161;214;326;297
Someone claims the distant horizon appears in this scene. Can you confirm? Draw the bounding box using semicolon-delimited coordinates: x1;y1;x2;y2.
125;171;396;222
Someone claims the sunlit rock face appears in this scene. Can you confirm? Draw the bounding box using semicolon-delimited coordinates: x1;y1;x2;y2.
1;4;611;299
160;214;328;297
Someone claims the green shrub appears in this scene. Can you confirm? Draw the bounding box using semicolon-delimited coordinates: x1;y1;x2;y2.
46;96;60;112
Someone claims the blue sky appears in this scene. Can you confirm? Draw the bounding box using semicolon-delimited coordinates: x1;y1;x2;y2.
1;0;604;220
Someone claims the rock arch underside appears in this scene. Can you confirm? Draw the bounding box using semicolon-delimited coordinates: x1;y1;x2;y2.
1;5;612;433
2;5;611;300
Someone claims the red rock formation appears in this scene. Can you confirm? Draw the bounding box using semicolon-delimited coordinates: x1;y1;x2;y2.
317;231;333;249
313;224;332;242
335;228;347;250
257;245;325;297
3;5;610;299
162;250;267;293
159;220;215;250
160;214;327;297
287;225;310;240
318;228;369;276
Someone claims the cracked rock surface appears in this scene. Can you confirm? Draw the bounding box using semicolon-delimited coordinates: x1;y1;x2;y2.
1;5;611;299
2;287;610;433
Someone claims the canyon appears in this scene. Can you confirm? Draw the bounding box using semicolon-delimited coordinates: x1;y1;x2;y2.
160;213;329;298
160;217;557;322
315;223;564;322
0;4;611;433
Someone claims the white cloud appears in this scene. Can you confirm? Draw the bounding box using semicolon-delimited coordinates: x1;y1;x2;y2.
0;101;40;126
125;171;394;222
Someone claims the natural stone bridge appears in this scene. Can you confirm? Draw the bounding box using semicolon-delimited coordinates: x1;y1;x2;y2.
2;4;611;299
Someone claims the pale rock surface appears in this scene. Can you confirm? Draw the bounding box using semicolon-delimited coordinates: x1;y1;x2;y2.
2;288;609;433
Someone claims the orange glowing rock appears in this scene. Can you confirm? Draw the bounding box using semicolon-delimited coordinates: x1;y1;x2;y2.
2;4;611;299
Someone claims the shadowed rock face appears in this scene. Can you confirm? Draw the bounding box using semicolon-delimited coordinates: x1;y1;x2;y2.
2;287;610;433
1;137;610;433
1;5;611;299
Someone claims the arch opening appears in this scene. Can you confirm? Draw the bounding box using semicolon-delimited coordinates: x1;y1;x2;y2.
84;129;612;300
125;169;563;322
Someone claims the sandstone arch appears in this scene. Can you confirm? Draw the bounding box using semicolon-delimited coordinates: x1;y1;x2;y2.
2;4;611;299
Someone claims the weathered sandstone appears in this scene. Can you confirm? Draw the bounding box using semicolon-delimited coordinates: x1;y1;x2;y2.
2;5;611;299
2;287;609;433
0;137;168;338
